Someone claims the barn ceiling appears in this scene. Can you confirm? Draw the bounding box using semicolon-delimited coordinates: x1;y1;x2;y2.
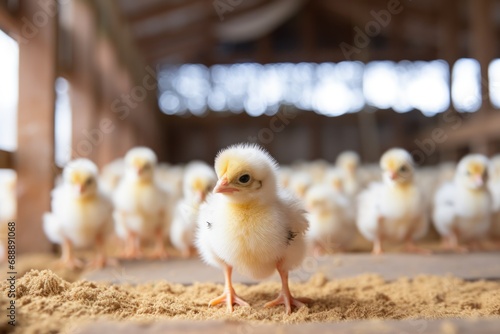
114;0;495;67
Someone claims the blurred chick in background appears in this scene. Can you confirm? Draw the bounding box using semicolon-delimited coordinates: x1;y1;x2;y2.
0;170;16;262
196;144;310;314
289;171;313;200
113;147;169;259
336;151;362;199
433;154;491;252
489;155;500;243
43;159;113;269
99;158;125;199
305;185;354;255
171;161;216;257
357;148;429;255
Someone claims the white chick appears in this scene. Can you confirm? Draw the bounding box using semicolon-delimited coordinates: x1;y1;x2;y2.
43;159;113;268
325;167;357;223
170;161;216;257
336;151;362;199
196;144;310;314
489;155;500;242
357;148;429;255
99;158;125;199
305;185;354;255
113;147;168;259
289;171;313;200
433;154;492;252
0;170;16;262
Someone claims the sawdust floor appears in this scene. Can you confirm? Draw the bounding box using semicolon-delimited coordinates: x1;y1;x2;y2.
1;236;500;334
1;267;500;334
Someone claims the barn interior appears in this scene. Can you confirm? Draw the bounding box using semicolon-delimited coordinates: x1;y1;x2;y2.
1;0;500;333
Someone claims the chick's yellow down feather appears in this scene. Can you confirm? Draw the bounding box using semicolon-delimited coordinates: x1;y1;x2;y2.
113;147;169;259
43;159;113;269
196;143;309;314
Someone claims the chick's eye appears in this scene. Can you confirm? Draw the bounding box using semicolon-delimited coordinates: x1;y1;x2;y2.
238;174;251;184
85;178;93;186
399;165;408;173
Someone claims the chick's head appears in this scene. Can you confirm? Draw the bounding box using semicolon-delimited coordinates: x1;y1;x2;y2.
63;159;99;198
213;144;278;203
456;154;489;189
325;168;344;193
305;185;335;214
337;151;360;176
125;147;157;181
183;162;217;202
380;148;414;184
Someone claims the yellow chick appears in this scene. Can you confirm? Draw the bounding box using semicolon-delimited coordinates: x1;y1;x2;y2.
170;161;216;257
305;185;354;255
357;148;429;255
43;159;113;269
433;154;491;252
289;171;313;200
113;147;169;259
99;158;125;199
196;144;310;314
336;151;362;199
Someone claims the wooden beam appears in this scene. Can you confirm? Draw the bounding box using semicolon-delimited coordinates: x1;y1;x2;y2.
420;110;500;150
136;19;212;49
0;2;19;36
16;0;57;253
126;0;202;24
68;0;99;162
145;35;206;64
469;0;495;110
0;150;14;169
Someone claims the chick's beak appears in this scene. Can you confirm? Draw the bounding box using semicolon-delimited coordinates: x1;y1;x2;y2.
197;190;207;202
474;175;484;187
388;171;397;180
213;176;239;194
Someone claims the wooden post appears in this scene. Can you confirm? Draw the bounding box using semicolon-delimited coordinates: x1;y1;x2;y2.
469;0;494;110
68;0;99;162
16;0;57;252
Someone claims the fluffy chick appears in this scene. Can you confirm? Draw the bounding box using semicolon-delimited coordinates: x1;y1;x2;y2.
99;158;125;199
357;148;429;255
489;155;500;241
289;171;313;200
433;154;492;252
113;147;168;259
305;185;354;255
170;161;216;257
196;144;310;314
43;159;113;269
336;151;361;199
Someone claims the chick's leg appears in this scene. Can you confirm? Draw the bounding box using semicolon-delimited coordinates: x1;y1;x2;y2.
264;260;311;314
124;230;142;259
60;238;83;269
151;226;168;259
209;264;249;312
89;233;117;269
441;229;468;253
372;216;384;255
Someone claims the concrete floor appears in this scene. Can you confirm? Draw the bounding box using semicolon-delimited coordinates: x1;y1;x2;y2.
83;252;500;284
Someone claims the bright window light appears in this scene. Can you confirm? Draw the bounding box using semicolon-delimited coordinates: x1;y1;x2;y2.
0;30;19;151
452;58;481;112
489;59;500;108
55;78;72;167
158;59;484;117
